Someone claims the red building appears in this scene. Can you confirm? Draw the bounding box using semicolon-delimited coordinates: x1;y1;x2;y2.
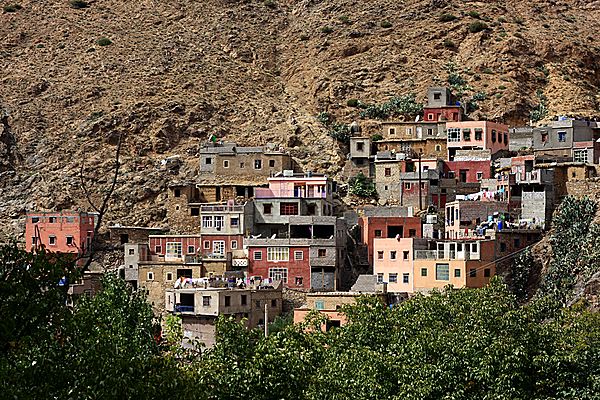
423;106;462;122
148;235;202;261
247;245;311;289
358;215;422;267
199;234;244;258
25;211;96;257
444;160;492;183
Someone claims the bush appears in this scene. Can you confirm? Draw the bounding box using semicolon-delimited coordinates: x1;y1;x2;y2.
439;13;457;22
514;16;525;25
347;98;359;107
264;0;276;9
370;134;383;142
321;26;333;34
467;11;480;19
442;39;456;48
530;89;548;123
3;4;22;12
359;93;423;120
69;0;88;8
96;37;112;46
338;15;351;24
328;123;350;144
317;111;332;126
299;34;310;41
468;21;488;33
348;172;377;198
380;21;392;28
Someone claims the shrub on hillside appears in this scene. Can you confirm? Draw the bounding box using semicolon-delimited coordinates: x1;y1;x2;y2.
468;21;489;33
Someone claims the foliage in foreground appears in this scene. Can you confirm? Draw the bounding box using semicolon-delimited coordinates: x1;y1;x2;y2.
348;172;377;198
1;242;599;399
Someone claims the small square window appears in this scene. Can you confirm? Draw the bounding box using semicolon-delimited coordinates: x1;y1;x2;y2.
230;217;239;227
404;182;411;190
231;240;238;249
403;273;409;283
263;204;272;214
294;251;303;260
377;251;384;260
225;296;231;307
205;157;212;165
390;251;397;260
128;248;135;255
187;245;195;254
166;272;173;281
254;251;263;260
421;268;427;277
49;236;56;246
191;207;200;216
203;241;210;249
389;273;398;283
385;168;391;177
240;162;245;168
269;160;275;168
558;131;567;142
203;296;211;306
409;229;416;237
155;245;162;254
318;249;326;257
147;272;154;281
49;217;57;223
254;159;262;169
374;230;382;237
241;295;247;305
484;268;491;277
377;273;384;283
66;236;74;246
271;299;277;308
173;189;181;197
295;277;303;286
403;250;409;260
454;269;461;278
469;269;477;278
223;160;230;168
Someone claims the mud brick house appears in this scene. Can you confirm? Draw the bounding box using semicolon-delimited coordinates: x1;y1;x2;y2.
25;211;97;262
374;156;444;208
446;121;509;161
532;119;600;164
108;225;168;247
166;280;282;348
376;120;447;159
346;136;374;178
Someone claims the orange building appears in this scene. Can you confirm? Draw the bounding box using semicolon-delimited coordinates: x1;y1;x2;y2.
25;211;97;257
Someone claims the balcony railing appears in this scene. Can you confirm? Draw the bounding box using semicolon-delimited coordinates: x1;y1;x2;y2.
174;305;195;313
200;204;244;212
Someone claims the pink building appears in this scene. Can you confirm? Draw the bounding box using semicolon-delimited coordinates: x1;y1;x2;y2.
373;238;421;293
148;235;203;262
254;173;333;201
25;211;96;258
446;121;509;160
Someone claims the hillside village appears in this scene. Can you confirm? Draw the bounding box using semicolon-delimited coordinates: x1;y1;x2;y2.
23;85;600;347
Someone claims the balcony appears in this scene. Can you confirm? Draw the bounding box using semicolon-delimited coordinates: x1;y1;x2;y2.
255;188;327;199
174;305;195;313
200;204;244;213
245;237;336;247
414;249;477;261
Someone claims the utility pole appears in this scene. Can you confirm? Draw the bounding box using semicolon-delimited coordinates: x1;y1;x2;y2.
264;303;268;337
418;151;423;211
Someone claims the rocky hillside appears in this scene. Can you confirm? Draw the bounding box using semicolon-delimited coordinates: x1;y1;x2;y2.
2;0;600;238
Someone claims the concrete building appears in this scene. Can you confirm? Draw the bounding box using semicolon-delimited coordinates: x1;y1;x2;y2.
373;238;427;293
412;239;496;291
25;211;97;263
446;121;509;160
532;120;600;164
509;126;534;151
422;87;462;122
245;216;346;291
445;200;511;239
346;136;374;177
166;280;283;348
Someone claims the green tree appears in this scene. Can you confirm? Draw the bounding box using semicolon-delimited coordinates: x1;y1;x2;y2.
348;172;377;198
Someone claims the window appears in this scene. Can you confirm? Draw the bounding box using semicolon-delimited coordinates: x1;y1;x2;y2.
498;132;503;143
223;160;230;168
435;144;442;152
436;263;449;281
475;128;483;141
384;167;391;177
66;236;74;246
203;241;210;249
128;248;135;255
315;300;324;310
49;217;57;223
514;238;521;248
403;273;409;283
269;159;276;168
295;277;303;286
213;241;225;255
267;247;289;262
49;236;56;246
31;216;40;223
574;149;588;163
504;133;508;144
280;203;298;215
166;242;183;260
269;267;288;283
406;128;412;135
403;250;409;260
263;204;272;214
462;128;471;141
377;273;384;283
469;269;477;277
454;269;461;278
356;142;364;151
476;172;483;181
147;272;154;281
241;295;247;305
231;240;238;249
389;273;398;283
205;157;212;165
421;268;428;277
187;245;195;254
155;245;162;254
202;296;211;306
240;162;245;168
484;268;491;277
214;216;224;229
433;91;441;100
191;207;200;216
254;251;263;260
389;250;397;260
377;251;384;260
404;182;411;190
318;249;327;258
471;243;478;252
173;189;181;198
294;251;304;260
230;217;239;227
307;204;316;215
202;216;213;228
420;182;426;190
375;229;382;237
500;242;507;252
254;159;262;169
448;128;460;142
389;128;396;135
409;229;417;237
541;132;548;143
428;113;434;120
491;130;497;143
224;296;231;307
256;300;261;308
166;272;173;281
271;299;277;308
558;131;567;142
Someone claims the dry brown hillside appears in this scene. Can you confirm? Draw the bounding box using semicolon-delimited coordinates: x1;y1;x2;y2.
2;0;600;238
